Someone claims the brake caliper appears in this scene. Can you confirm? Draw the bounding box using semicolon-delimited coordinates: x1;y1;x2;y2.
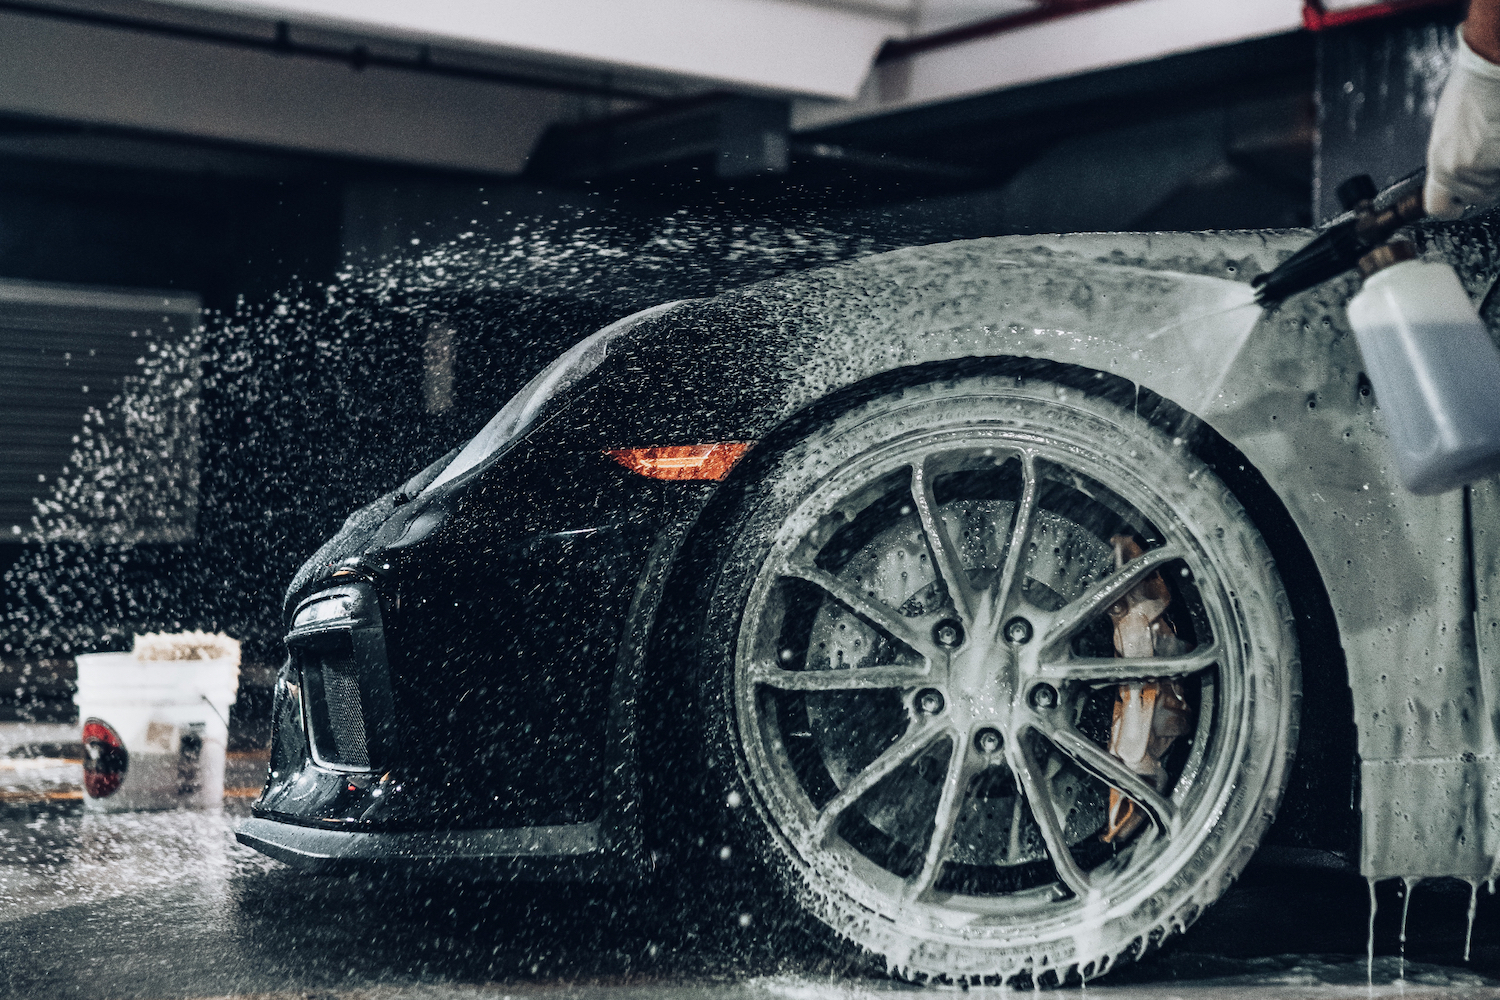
1101;536;1193;843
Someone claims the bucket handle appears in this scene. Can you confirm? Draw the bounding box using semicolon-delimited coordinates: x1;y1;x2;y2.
199;694;228;728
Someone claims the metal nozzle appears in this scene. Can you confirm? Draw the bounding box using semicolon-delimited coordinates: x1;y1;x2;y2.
1357;239;1418;278
1253;173;1426;305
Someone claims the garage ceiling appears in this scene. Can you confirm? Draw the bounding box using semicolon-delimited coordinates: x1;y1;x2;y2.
0;0;1455;175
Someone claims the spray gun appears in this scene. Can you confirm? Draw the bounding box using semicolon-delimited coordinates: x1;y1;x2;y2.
1252;171;1500;495
1252;173;1425;305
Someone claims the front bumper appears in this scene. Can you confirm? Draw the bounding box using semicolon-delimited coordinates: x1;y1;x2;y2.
235;816;601;874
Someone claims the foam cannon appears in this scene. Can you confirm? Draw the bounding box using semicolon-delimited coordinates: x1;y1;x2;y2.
1254;171;1500;494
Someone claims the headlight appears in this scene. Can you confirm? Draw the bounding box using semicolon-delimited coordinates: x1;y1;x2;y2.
292;593;355;629
423;301;682;492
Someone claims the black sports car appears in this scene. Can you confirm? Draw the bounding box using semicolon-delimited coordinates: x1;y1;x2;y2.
238;220;1500;984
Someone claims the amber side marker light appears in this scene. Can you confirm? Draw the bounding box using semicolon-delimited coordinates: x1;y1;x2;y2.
605;442;753;481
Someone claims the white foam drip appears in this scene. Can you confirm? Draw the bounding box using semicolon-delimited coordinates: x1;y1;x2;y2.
1465;879;1479;962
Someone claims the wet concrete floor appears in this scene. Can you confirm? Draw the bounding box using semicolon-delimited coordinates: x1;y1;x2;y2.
5;730;1500;998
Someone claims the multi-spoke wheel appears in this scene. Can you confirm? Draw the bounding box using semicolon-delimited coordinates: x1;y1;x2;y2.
698;376;1298;985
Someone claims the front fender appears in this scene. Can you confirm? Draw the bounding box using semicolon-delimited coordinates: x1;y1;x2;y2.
598;228;1499;882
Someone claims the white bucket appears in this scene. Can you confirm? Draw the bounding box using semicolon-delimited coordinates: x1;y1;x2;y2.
74;632;240;811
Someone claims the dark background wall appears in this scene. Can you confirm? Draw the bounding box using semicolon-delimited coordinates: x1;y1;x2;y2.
1315;7;1462;224
0;151;342;310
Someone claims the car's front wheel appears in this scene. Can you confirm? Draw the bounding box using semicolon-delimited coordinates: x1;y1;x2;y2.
695;375;1299;985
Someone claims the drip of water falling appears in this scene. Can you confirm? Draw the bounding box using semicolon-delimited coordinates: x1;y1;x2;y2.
1399;877;1418;982
1368;877;1378;986
1466;879;1479;962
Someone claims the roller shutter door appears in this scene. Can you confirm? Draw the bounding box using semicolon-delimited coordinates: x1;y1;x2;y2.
0;279;200;543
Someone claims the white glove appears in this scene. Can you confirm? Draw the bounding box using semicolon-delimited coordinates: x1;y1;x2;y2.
1425;27;1500;220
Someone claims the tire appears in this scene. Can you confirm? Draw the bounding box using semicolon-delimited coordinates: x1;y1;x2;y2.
695;375;1300;985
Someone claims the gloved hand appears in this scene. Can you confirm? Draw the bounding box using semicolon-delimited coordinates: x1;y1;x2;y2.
1425;27;1500;220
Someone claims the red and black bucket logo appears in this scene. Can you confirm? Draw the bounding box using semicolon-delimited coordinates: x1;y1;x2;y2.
82;718;128;798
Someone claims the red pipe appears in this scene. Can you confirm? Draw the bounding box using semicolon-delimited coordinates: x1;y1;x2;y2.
1303;0;1461;31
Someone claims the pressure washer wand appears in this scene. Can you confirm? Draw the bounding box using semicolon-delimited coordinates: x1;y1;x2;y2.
1253;173;1426;305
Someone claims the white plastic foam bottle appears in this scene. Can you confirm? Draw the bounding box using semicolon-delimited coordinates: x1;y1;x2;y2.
1346;240;1500;495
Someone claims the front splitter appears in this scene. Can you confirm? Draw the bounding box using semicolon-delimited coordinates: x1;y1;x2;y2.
235;816;601;873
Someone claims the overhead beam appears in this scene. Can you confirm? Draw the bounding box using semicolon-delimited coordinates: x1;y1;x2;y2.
794;0;1306;129
147;0;902;100
0;7;574;174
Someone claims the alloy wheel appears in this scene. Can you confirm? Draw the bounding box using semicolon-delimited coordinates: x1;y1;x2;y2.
734;426;1245;936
